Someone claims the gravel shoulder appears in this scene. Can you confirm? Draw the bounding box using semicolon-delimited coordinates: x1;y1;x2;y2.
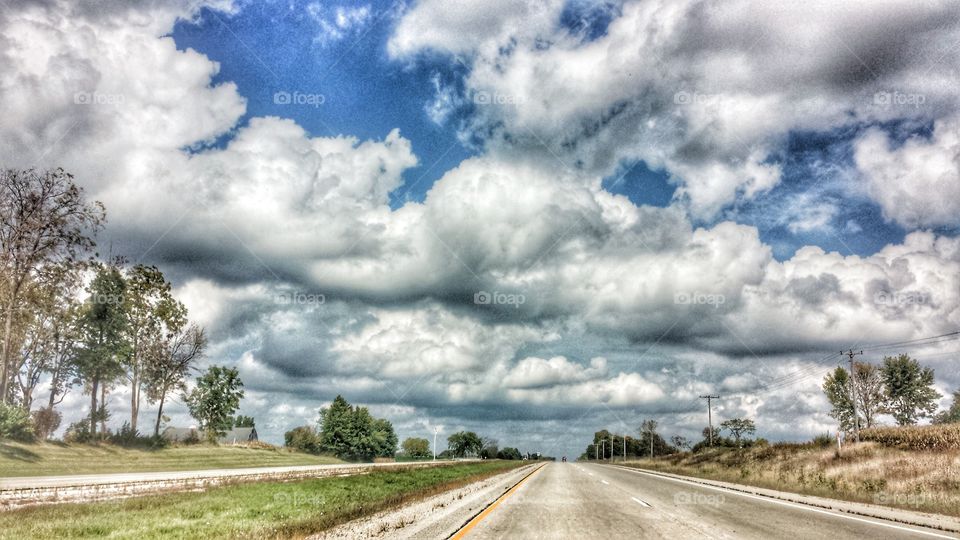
311;462;540;539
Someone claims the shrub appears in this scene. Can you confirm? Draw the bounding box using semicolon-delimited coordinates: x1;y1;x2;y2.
812;433;835;448
63;420;94;444
860;424;960;450
0;403;34;441
31;407;61;440
285;425;322;454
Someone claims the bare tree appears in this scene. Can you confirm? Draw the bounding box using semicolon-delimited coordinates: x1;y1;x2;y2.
0;168;103;403
146;324;206;437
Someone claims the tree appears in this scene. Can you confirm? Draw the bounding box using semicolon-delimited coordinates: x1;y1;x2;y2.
370;417;398;458
852;361;886;428
233;415;255;428
402;437;432;459
823;367;857;434
285;426;322;454
0;168;104;404
447;431;483;458
145;324;205;436
881;354;941;425
30;406;61;440
720;418;756;446
123;265;185;432
75;264;128;437
185;365;244;442
318;395;355;458
14;263;81;410
671;435;690;450
480;436;499;459
935;390;960;424
497;447;522;460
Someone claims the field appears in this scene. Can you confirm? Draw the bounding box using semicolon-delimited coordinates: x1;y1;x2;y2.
0;460;524;539
0;441;342;477
623;439;960;517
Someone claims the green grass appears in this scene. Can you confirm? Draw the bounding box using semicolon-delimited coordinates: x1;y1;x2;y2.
0;441;342;477
0;460;523;539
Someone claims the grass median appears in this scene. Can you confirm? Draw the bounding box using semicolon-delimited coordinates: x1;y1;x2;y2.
0;441;341;477
0;460;524;539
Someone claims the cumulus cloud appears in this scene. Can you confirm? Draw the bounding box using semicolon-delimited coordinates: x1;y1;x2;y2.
855;115;960;228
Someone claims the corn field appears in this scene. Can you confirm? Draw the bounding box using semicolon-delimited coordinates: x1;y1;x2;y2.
860;424;960;450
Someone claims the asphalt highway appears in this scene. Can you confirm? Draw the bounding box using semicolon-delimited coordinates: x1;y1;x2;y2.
452;462;957;539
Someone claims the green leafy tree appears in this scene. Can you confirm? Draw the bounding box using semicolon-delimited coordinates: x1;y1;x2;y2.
285;426;322;454
371;417;398;457
935;390;960;424
497;447;522;460
75;264;128;437
447;431;483;457
0;168;104;404
233;415;255;428
852;361;887;428
881;354;941;425
720;418;756;446
123;265;185;432
318;395;355;458
185;365;244;442
401;437;431;458
823;367;857;433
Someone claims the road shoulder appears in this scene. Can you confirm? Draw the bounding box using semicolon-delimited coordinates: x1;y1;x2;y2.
613;465;960;535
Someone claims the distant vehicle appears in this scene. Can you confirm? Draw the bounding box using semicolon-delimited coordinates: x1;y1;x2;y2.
562;456;567;462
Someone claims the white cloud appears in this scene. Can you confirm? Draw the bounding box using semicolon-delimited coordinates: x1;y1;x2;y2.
855;116;960;228
308;3;372;46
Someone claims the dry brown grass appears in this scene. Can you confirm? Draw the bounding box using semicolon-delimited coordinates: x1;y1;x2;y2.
625;442;960;517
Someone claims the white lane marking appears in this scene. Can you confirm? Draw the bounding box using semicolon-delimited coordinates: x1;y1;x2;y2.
632;497;651;508
601;480;610;485
614;466;957;540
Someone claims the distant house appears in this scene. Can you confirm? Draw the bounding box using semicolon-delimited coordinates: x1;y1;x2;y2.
218;427;258;445
161;427;200;443
161;426;258;444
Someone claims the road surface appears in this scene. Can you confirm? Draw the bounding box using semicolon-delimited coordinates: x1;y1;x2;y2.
453;462;957;539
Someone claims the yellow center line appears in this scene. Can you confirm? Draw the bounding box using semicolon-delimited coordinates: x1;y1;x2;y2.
449;463;546;539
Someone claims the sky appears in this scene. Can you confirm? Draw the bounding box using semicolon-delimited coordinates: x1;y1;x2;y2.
2;0;960;458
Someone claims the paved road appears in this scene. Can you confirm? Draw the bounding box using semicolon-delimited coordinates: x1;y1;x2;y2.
455;463;957;539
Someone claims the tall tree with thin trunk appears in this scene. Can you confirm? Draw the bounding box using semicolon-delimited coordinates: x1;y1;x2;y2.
852;361;886;428
0;168;103;403
185;365;244;443
75;263;127;437
145;324;205;437
123;265;185;432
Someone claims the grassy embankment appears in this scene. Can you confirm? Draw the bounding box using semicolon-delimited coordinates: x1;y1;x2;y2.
0;441;342;477
621;424;960;517
0;460;524;539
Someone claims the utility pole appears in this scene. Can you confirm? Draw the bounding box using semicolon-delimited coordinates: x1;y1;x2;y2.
844;349;864;443
433;427;440;461
699;395;720;446
623;435;626;462
595;442;598;461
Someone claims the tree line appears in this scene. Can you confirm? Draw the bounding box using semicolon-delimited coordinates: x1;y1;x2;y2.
0;168;250;443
